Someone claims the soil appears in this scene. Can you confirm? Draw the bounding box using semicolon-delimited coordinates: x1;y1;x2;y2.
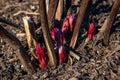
0;0;120;80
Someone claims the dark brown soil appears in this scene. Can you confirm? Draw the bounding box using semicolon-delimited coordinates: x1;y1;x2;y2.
0;0;120;80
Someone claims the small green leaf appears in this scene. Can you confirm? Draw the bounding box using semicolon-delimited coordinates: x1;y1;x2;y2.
83;28;87;33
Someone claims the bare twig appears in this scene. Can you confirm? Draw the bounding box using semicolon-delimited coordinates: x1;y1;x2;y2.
22;17;33;48
80;38;90;50
48;0;59;29
105;45;120;58
0;18;21;28
69;50;80;60
46;0;50;14
0;25;35;74
70;0;90;48
39;0;57;66
65;46;80;60
55;0;64;20
95;0;120;46
35;27;42;33
23;16;38;58
0;5;19;13
13;11;39;16
28;19;37;47
103;0;120;46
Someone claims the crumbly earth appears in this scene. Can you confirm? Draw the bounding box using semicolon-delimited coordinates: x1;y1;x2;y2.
0;0;120;80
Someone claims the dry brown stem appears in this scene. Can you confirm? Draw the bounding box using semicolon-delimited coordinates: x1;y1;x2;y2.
48;0;59;29
0;25;35;74
105;45;120;58
95;0;120;46
103;0;120;46
39;0;57;66
0;5;19;13
13;11;39;16
22;17;37;58
22;17;33;48
70;0;90;49
55;0;64;20
69;50;80;60
0;18;21;28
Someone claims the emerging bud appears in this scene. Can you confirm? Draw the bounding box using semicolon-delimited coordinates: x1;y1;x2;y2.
51;28;63;46
61;18;69;32
68;14;76;32
35;43;47;70
61;18;69;42
87;22;96;40
58;45;67;65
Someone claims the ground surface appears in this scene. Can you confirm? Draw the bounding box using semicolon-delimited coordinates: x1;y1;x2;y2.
0;0;120;80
